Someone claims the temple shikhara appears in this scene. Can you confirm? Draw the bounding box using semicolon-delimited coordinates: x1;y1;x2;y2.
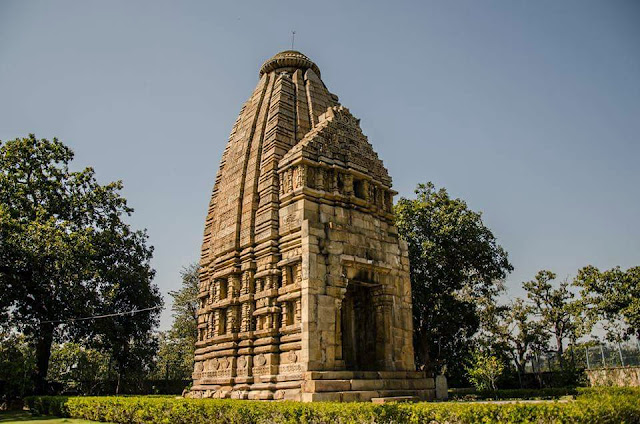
191;51;435;401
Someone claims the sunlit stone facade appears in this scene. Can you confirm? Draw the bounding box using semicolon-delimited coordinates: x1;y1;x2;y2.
191;51;435;401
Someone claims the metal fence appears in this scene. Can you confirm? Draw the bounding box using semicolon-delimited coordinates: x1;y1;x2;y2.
584;344;640;369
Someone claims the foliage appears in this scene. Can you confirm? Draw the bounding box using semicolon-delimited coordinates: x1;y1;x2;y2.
574;265;640;340
476;298;546;388
523;270;585;360
0;134;161;393
0;332;36;400
465;349;505;391
394;182;513;375
47;342;112;394
152;263;199;381
449;387;579;401
168;263;200;343
25;389;640;424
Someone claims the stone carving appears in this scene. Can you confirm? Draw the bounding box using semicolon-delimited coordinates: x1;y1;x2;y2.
191;50;433;402
254;354;266;367
237;356;247;369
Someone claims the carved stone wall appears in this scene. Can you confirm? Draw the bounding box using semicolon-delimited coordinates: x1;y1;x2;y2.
191;51;433;402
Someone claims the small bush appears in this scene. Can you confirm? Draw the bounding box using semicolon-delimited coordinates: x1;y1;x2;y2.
25;388;640;424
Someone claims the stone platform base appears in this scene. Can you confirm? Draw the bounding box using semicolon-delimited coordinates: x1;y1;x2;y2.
190;371;435;402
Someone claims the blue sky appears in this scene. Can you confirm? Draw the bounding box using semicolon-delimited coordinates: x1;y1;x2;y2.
1;0;638;330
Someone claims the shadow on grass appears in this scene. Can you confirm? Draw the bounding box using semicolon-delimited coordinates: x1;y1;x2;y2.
0;411;101;423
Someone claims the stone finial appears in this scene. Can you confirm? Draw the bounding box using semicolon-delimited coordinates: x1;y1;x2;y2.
259;50;321;78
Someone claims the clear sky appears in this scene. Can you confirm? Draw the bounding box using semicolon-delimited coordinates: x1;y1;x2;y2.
1;0;638;330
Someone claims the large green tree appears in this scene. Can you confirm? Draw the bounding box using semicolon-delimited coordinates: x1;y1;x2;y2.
394;182;513;375
0;135;161;393
574;265;640;340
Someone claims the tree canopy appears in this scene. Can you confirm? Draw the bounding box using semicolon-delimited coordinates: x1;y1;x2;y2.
575;265;640;340
0;135;161;393
154;263;199;381
394;182;513;376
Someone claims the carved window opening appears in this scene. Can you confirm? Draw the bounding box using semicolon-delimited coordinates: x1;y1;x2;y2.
353;179;365;199
337;173;345;193
283;266;293;287
218;309;227;335
256;315;264;331
256;278;264;292
285;301;295;326
219;279;228;299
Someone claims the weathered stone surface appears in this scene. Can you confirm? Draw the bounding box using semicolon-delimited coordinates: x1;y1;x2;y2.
586;366;640;387
435;374;449;400
191;50;431;402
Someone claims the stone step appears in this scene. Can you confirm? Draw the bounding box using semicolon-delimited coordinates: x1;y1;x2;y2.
371;396;419;404
303;378;433;392
300;389;434;403
304;371;428;380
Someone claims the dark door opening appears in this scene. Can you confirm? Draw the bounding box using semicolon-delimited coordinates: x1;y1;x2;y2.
340;283;378;371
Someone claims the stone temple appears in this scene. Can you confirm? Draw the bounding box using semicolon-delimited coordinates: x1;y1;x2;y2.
191;50;435;402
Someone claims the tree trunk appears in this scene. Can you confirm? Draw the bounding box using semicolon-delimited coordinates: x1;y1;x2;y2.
514;358;524;389
414;330;432;374
34;323;55;394
116;369;121;395
555;333;564;364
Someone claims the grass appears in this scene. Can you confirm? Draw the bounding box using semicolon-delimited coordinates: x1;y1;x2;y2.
0;411;103;424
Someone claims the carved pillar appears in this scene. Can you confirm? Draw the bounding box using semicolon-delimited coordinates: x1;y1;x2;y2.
227;307;238;334
230;274;241;298
362;180;370;202
317;168;325;190
281;303;289;329
207;313;214;339
213;310;221;337
294;298;301;324
213;279;221;302
344;173;354;197
295;263;302;284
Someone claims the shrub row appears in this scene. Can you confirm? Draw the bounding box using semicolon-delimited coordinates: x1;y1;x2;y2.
449;387;579;401
25;388;640;424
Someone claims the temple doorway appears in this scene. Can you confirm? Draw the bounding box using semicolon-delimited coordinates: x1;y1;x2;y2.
340;282;378;371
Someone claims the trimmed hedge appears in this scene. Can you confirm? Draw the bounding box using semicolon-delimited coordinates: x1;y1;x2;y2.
449;387;580;400
25;388;640;424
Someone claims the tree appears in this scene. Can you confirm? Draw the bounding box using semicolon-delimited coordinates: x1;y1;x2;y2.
168;263;199;346
465;349;505;391
153;263;199;381
0;135;161;393
73;225;162;394
47;342;111;394
523;270;582;361
574;265;640;340
0;332;35;401
491;299;545;386
394;182;513;375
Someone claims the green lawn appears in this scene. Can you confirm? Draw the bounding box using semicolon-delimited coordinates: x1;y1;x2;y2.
0;412;102;424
